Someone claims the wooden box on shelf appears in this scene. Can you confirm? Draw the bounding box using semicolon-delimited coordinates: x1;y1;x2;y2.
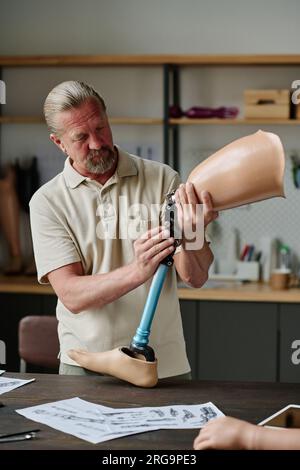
244;89;290;119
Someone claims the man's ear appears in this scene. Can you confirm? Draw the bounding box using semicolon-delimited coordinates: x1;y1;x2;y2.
50;133;67;154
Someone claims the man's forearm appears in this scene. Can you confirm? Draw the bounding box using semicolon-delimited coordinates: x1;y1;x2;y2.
62;263;144;314
174;240;213;288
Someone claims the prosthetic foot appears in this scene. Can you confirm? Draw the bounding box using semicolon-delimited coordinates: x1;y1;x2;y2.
68;347;158;388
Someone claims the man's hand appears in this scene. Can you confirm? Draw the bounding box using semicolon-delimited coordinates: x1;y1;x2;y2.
193;416;256;450
132;226;174;284
174;183;218;247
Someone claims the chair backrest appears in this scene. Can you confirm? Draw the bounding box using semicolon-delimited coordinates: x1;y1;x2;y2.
18;315;59;370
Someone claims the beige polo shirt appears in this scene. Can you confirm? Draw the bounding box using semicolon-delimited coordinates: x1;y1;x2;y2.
29;147;190;378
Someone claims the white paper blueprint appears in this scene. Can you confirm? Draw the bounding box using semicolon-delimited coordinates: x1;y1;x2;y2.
0;376;35;395
17;397;224;444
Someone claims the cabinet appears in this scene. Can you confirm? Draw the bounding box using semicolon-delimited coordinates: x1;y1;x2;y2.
1;54;300;171
181;299;300;383
279;303;300;383
180;300;278;382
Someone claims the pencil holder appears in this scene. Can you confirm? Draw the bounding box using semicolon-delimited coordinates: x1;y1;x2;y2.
236;261;260;281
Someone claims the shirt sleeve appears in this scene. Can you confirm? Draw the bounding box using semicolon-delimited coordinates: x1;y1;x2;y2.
29;193;81;284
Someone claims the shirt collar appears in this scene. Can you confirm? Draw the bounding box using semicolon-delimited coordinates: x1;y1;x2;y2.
63;145;137;189
63;158;86;189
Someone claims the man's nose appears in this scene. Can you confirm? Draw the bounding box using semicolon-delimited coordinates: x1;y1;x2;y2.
89;133;103;150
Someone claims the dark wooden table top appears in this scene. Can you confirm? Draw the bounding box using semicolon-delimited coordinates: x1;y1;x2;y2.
1;372;300;450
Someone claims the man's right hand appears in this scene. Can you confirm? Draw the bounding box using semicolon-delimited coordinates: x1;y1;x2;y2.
47;226;175;314
132;226;175;284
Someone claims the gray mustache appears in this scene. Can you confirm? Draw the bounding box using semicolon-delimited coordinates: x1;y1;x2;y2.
88;148;113;158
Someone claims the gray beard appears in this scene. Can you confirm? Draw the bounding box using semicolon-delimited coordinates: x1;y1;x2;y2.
85;148;117;174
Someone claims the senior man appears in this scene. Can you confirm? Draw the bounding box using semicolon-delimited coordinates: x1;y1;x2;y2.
30;81;217;378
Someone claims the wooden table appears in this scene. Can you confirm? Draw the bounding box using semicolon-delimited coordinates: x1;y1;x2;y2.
1;373;300;450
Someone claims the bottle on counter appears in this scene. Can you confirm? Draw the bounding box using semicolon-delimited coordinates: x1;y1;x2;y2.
259;236;278;282
270;244;292;290
279;244;291;271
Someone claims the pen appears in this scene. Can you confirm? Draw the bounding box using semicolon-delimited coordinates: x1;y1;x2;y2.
0;431;38;443
0;429;40;443
247;245;254;261
240;244;249;261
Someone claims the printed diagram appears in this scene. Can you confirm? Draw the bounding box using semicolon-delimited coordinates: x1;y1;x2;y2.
17;397;224;444
0;376;35;395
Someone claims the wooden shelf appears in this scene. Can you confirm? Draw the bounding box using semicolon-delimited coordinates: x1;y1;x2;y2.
0;116;162;125
170;54;300;66
0;116;45;124
110;117;163;125
0;55;166;66
1;54;300;67
2;116;298;126
169;118;300;125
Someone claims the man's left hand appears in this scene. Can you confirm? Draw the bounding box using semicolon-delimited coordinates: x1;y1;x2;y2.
174;183;218;247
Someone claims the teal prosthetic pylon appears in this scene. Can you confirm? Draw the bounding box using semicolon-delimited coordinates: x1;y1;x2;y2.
130;191;178;362
130;263;170;361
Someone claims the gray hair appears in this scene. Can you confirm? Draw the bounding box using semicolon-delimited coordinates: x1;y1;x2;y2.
44;81;106;135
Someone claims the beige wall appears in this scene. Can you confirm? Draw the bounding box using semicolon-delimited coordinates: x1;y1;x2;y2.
0;0;299;55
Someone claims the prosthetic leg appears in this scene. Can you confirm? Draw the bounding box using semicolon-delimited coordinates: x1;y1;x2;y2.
68;130;286;387
69;193;178;388
0;166;23;275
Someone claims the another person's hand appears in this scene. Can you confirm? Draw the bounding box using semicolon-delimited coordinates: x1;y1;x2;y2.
132;226;174;284
174;183;218;247
193;416;257;450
